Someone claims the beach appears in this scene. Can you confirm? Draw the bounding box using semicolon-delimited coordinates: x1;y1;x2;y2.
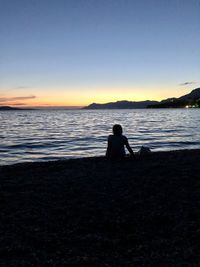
0;149;200;266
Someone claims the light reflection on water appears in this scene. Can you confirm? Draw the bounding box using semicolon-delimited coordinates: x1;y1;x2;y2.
0;109;199;165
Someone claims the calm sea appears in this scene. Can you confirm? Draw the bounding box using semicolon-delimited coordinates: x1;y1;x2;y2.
0;109;199;165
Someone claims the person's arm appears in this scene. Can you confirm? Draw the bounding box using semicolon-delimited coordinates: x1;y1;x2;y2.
106;136;111;158
124;138;135;158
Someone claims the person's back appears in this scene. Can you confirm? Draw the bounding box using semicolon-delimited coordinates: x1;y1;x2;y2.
106;134;127;158
106;124;135;159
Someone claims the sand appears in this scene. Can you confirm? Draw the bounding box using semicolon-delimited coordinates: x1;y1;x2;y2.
0;149;200;266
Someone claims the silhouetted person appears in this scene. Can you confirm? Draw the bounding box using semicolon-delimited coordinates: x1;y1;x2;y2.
106;124;135;159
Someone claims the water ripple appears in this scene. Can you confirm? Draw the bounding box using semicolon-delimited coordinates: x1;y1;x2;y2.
0;109;200;165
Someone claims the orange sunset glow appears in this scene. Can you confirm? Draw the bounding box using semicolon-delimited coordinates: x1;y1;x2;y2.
0;85;190;108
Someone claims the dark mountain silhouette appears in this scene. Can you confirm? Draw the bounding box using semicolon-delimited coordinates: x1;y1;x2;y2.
84;88;200;109
148;88;200;108
83;100;159;109
0;106;33;110
178;87;200;100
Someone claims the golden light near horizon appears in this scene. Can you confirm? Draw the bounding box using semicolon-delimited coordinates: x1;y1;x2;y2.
0;85;193;107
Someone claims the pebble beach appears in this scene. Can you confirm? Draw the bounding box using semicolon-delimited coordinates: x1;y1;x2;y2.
0;149;200;266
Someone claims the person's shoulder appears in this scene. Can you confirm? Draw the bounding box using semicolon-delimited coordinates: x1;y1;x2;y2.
108;134;114;140
122;135;128;142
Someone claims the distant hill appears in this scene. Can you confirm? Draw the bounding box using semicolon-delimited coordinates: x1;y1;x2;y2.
83;88;200;109
179;87;200;101
148;88;200;108
83;100;159;109
0;106;33;111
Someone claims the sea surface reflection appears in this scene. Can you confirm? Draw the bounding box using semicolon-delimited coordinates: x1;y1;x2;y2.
0;109;199;165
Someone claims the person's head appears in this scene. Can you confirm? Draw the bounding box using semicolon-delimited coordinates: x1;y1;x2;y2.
113;124;123;136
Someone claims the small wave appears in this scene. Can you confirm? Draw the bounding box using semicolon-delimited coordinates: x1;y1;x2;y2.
0;149;9;153
7;144;45;149
162;129;184;133
149;141;200;149
0;109;200;165
6;141;67;149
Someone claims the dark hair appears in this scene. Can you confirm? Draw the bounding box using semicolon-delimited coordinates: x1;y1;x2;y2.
113;124;123;135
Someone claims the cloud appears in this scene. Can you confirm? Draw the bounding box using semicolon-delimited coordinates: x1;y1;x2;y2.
8;103;28;106
0;86;33;93
179;82;196;86
0;95;36;103
14;86;32;89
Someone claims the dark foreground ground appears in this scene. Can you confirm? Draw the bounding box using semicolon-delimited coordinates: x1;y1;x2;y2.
0;150;200;266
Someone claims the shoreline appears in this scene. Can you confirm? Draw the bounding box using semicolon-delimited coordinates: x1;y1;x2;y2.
1;148;200;168
1;148;200;265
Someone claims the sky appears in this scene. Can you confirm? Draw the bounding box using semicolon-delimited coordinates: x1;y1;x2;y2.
0;0;200;107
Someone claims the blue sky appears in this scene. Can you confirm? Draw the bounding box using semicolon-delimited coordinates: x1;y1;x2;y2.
0;0;200;106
